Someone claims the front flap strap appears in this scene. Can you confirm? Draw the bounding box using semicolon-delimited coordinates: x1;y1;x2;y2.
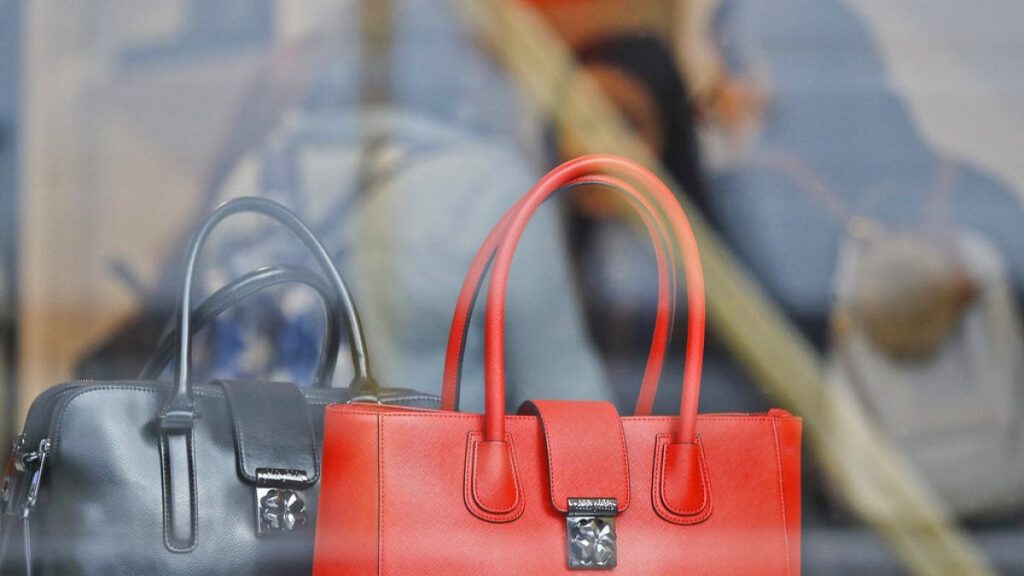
220;381;319;487
519;400;630;513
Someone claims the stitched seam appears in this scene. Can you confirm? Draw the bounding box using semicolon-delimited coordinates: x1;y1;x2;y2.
535;409;561;512
699;441;712;518
464;432;524;522
650;434;661;520
187;431;198;550
465;434;503;521
471;435;517;514
653;435;669;522
51;384;239;452
54;386;164;451
615;412;632;511
300;387;322;483
652;434;712;525
49;383;380;451
160;435;172;551
327;407;796;424
194;390;224;398
380;395;439;404
772;419;792;575
504;435;525;519
160;432;198;552
500;435;526;521
659;440;707;515
222;385;254;483
462;433;476;520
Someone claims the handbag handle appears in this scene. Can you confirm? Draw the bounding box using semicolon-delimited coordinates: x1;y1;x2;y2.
478;155;705;444
442;174;679;415
159;197;376;431
139;264;341;385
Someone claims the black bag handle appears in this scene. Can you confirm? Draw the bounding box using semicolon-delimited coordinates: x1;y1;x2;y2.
139;264;341;386
159;197;376;431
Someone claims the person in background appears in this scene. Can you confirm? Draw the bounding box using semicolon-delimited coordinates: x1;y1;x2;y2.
590;35;705;200
548;33;736;411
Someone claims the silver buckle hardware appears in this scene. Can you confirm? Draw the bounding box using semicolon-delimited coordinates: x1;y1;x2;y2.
20;439;51;518
255;468;308;536
566;497;618;570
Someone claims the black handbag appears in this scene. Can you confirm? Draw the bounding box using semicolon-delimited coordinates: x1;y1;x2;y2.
0;197;438;575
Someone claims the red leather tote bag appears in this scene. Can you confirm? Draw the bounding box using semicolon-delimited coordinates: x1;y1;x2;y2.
313;155;802;574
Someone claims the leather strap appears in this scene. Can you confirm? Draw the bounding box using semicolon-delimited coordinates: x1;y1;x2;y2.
459;155;709;522
161;197;377;432
160;431;197;552
155;198;368;552
21;516;30;576
519;400;630;513
442;175;678;415
220;381;319;486
481;155;705;442
139;265;341;386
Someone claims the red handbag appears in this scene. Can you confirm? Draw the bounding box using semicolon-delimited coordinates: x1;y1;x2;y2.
313;155;802;574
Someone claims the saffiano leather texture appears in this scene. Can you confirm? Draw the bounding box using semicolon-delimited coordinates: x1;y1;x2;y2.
313;155;802;574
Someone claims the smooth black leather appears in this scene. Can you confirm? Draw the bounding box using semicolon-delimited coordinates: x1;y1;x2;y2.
221;381;319;486
0;381;436;575
0;198;439;575
161;429;198;553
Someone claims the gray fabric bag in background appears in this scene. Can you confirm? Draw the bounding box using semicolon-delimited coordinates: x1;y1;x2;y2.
828;227;1024;519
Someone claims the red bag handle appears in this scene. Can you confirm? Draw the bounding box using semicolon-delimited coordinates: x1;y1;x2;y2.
478;155;705;444
442;173;679;415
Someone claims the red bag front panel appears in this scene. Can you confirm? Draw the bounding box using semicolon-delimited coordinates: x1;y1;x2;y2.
313;406;801;575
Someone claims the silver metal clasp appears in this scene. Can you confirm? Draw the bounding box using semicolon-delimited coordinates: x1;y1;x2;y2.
255;468;308;536
20;439;51;518
566;497;618;570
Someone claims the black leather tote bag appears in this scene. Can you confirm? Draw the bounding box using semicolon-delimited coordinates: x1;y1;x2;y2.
0;197;438;575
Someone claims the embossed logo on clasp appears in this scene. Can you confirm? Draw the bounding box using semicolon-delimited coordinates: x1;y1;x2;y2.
567;498;618;515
